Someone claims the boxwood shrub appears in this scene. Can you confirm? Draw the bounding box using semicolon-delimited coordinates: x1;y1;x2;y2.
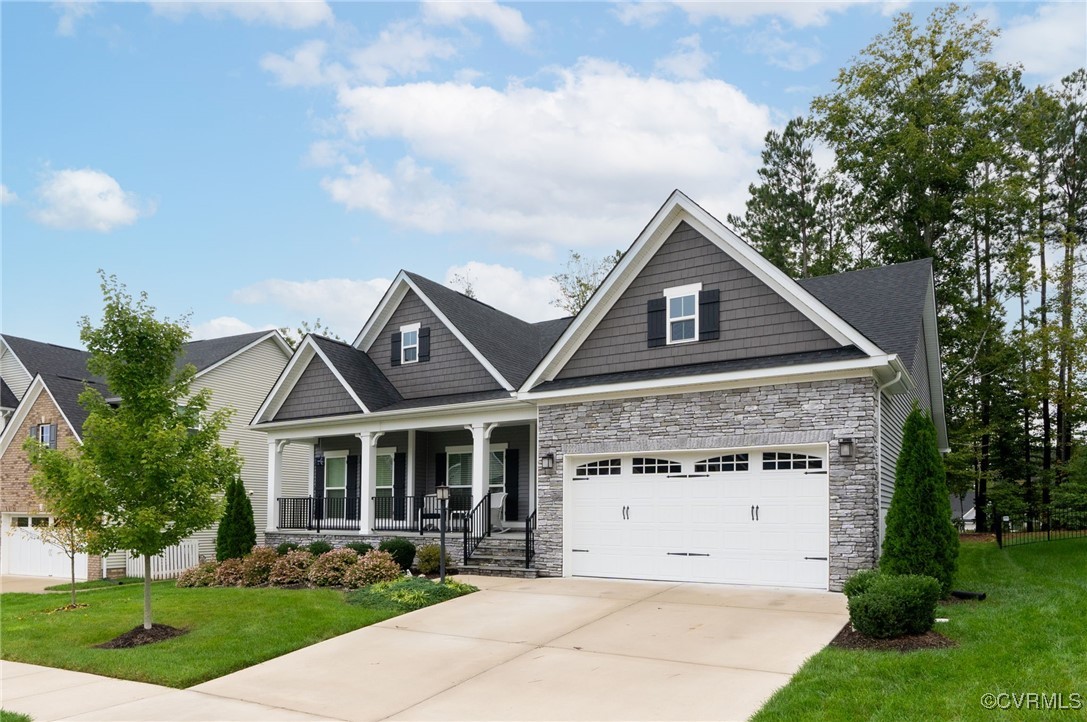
843;569;881;599
848;573;941;639
275;542;299;556
344;541;374;556
379;537;417;571
307;540;333;556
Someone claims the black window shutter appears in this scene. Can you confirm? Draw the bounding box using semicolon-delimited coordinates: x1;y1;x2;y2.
29;424;39;441
346;455;359;521
435;452;446;487
646;298;667;348
390;331;402;366
505;448;520;522
699;289;720;341
418;327;431;362
49;424;58;449
393;451;407;521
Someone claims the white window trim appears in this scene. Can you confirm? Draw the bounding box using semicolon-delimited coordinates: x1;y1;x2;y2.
400;322;421;365
664;283;702;345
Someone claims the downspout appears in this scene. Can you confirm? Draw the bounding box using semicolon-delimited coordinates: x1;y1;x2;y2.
874;370;903;551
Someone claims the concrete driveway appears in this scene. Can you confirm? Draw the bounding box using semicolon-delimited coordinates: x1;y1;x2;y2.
1;574;63;593
1;575;847;721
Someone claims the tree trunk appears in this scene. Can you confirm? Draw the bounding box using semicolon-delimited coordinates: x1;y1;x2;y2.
143;555;153;630
70;553;77;607
1040;229;1052;506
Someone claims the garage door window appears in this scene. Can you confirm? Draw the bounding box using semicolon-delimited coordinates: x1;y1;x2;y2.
694;454;749;472
12;516;50;528
574;459;621;477
632;457;681;474
762;452;823;470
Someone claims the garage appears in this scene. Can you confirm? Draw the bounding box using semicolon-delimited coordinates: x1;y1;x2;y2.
565;445;829;589
1;515;89;579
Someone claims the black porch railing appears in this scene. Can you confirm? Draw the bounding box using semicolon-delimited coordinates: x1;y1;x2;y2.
524;509;537;569
277;497;361;532
992;504;1087;549
463;492;492;563
372;492;473;534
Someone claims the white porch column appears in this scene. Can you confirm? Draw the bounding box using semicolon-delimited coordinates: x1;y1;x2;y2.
357;432;376;534
470;422;487;507
406;430;416;497
267;440;283;533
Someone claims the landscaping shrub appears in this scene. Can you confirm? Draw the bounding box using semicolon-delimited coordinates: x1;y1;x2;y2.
177;561;219;588
881;407;959;595
276;542;299;556
216;476;257;562
241;546;279;586
379;537;417;571
346;576;478;612
269;549;315;586
307;540;333;556
848;574;941;639
415;544;452;574
342;550;402;588
843;569;881;599
215;557;246;587
344;541;373;555
307;548;360;587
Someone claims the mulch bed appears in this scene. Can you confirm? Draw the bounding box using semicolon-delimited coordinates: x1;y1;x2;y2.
959;533;996;544
95;624;188;649
829;623;958;652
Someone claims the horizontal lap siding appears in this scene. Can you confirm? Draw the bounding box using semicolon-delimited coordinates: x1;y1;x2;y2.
369;290;501;398
274;357;361;421
1;348;32;400
556;222;839;379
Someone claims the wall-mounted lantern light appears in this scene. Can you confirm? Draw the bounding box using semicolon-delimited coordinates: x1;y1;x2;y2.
541;453;555;470
838;438;855;458
314;441;325;467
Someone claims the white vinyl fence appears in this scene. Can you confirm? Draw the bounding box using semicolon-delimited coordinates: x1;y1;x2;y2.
125;541;200;579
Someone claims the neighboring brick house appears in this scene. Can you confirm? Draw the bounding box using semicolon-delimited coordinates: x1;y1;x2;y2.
0;331;308;579
253;191;946;591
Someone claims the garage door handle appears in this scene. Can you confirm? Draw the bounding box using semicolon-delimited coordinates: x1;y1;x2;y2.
804;556;828;561
572;549;589;553
755;505;759;521
750;505;754;520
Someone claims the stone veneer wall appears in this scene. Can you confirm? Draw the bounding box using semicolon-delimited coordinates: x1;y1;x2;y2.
535;377;879;591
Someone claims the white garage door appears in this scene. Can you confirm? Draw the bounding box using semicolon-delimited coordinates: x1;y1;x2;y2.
1;515;89;579
566;446;829;589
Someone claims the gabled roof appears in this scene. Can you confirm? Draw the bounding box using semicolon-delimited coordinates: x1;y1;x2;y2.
798;259;932;369
1;379;17;410
521;190;886;390
180;331;286;375
40;373;111;438
2;335;103;386
311;335;402;412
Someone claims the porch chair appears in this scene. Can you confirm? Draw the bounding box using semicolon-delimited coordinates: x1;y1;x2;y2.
490;492;509;532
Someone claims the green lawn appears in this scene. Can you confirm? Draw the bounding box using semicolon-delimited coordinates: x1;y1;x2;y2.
43;577;146;592
0;584;400;688
754;538;1087;721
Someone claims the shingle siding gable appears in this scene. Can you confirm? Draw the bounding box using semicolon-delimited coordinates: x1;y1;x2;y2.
369;289;502;399
274;356;362;421
555;222;839;379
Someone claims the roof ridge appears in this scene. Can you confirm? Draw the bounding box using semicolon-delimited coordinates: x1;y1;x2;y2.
405;271;536;328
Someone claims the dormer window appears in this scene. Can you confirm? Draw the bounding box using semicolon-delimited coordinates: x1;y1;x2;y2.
664;283;701;344
400;323;420;364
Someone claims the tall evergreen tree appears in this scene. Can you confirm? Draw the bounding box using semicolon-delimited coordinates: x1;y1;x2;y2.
216;476;256;561
881;408;960;596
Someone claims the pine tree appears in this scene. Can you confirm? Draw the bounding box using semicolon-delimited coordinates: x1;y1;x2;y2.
216;476;256;561
881;407;960;596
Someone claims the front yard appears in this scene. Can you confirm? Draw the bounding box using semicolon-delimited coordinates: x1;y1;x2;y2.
755;538;1087;721
0;582;403;688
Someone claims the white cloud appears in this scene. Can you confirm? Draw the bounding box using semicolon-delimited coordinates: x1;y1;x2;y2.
746;25;822;71
261;40;346;88
654;34;712;80
350;22;458;85
150;1;332;29
444;262;562;322
995;3;1087;85
320;58;773;255
31;168;152;232
421;0;531;46
232;277;392;335
612;2;672;28
53;1;96;36
0;184;17;205
674;1;853;28
190;316;271;340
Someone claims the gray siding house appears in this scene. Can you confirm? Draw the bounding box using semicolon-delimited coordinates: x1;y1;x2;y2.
252;191;946;591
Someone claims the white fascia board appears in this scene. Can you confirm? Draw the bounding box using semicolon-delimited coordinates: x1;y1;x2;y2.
194;331;289;380
521;190;885;389
248;397;533;437
307;337;370;414
353;271;410;350
521;355;910;404
0;375;81;457
250;341;318;425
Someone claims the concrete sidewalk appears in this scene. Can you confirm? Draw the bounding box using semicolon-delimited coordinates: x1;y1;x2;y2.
2;575;847;721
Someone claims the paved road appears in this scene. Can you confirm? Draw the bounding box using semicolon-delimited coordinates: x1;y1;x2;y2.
2;574;847;721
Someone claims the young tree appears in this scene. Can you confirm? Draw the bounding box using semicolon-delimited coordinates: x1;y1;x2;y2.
881;407;960;595
551;250;623;315
79;273;241;629
216;476;256;561
280;319;342;349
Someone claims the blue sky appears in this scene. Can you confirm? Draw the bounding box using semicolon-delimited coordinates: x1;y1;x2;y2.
3;1;1084;347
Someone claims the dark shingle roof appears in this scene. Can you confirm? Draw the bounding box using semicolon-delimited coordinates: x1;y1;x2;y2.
533;317;574;358
1;378;17;409
179;331;273;373
3;335;102;385
531;346;868;392
42;374;111;437
798;258;932;368
405;272;560;388
376;389;514;413
311;335;403;412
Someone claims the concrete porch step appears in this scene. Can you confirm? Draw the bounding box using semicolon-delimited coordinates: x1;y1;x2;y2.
457;564;538;579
